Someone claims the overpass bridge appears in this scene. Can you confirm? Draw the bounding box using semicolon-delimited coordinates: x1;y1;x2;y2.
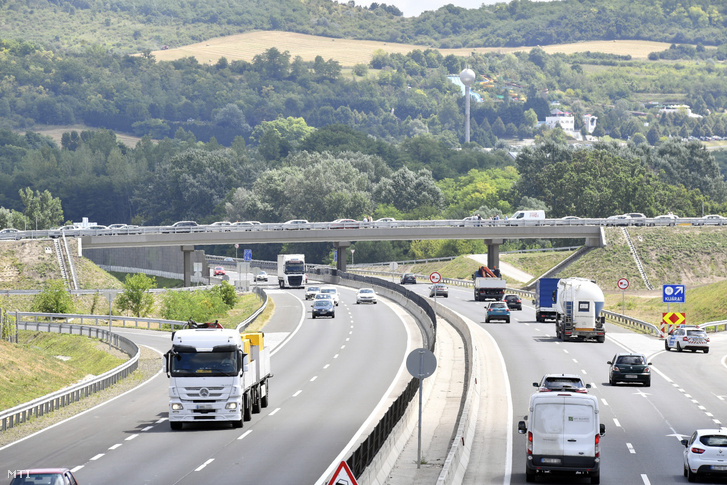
71;219;606;284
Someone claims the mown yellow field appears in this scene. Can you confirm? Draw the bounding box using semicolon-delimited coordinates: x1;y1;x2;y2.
150;31;673;67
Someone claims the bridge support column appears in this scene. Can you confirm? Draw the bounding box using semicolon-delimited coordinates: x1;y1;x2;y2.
484;239;503;271
182;245;195;287
333;241;351;272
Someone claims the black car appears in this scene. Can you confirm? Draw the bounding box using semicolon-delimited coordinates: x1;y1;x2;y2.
400;273;417;284
607;353;651;386
311;299;335;319
503;294;522;310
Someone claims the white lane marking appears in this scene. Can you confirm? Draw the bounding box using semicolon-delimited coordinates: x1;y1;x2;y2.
125;434;138;441
563;349;570;354
714;419;722;425
141;425;153;432
601;398;609;406
293;390;302;397
572;358;578;364
706;412;714;417
156;418;166;424
237;430;252;440
310;375;318;382
341;345;346;350
581;369;588;375
268;407;280;416
613;418;622;427
685;393;692;398
346;338;350;342
109;444;122;450
323;364;330;369
333;353;340;359
698;405;706;410
90;453;104;461
270;294;307;356
71;466;83;473
627;442;636;454
195;459;214;472
641;474;651;484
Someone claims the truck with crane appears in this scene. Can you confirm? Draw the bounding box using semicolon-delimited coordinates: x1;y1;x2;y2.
554;277;606;343
277;253;306;289
164;320;272;430
472;265;506;301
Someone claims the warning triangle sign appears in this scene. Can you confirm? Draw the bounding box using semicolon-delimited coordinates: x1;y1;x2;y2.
327;461;358;485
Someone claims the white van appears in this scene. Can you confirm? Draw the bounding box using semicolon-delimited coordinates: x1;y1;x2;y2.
517;392;605;483
510;210;546;223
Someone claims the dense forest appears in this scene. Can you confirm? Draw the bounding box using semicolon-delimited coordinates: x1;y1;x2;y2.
2;0;727;262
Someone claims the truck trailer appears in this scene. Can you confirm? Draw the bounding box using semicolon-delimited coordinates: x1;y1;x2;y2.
554;277;606;342
164;322;272;430
534;278;560;322
277;253;306;289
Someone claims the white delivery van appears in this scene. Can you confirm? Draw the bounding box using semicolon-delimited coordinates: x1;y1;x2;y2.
518;392;605;484
509;210;546;224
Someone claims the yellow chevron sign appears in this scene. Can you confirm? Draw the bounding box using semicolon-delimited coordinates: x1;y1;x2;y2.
663;312;685;326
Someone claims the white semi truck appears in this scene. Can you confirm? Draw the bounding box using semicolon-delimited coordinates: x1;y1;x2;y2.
164;322;271;430
277;253;306;289
554;277;606;343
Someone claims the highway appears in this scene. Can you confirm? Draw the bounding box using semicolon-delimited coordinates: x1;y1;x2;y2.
403;282;727;484
1;284;418;485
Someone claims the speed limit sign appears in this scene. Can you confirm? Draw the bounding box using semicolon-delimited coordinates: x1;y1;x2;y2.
617;278;629;290
429;272;442;284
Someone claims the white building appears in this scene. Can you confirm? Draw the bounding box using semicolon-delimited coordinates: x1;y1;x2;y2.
545;111;575;131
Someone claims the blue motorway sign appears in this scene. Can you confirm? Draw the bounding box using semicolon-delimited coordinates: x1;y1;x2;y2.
243;249;252;261
663;284;685;303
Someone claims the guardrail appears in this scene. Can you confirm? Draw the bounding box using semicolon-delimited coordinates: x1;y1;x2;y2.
8;217;727;241
310;268;436;480
0;321;139;433
12;312;188;331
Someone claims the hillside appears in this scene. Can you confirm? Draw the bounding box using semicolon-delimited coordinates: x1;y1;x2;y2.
2;0;725;53
0;239;122;291
148;31;675;66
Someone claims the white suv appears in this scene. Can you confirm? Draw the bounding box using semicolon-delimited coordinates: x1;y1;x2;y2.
665;325;710;353
319;287;339;306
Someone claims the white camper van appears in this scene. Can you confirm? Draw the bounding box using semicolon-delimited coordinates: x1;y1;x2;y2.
518;392;605;484
509;210;546;224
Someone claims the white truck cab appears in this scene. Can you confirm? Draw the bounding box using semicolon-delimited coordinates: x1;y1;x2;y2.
518;392;605;484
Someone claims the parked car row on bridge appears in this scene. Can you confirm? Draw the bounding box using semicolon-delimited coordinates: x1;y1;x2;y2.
1;213;727;241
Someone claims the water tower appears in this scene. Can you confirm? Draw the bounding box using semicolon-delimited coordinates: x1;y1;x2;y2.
459;68;476;143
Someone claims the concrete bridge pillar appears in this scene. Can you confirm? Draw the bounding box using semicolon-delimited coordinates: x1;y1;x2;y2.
182;245;195;286
484;239;503;271
333;241;351;272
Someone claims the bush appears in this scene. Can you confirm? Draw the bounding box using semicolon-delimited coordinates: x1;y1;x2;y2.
31;280;75;314
210;280;238;308
161;288;229;322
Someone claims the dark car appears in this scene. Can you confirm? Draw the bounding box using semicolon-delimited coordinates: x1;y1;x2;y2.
400;273;417;284
607;353;651;386
312;299;335;319
9;468;79;485
503;294;522;310
429;283;449;298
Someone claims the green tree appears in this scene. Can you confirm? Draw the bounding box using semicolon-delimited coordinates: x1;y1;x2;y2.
31;280;74;314
210;280;238;308
116;273;156;317
19;188;64;230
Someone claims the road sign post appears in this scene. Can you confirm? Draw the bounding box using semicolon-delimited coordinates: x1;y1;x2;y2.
406;348;437;469
617;278;629;314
